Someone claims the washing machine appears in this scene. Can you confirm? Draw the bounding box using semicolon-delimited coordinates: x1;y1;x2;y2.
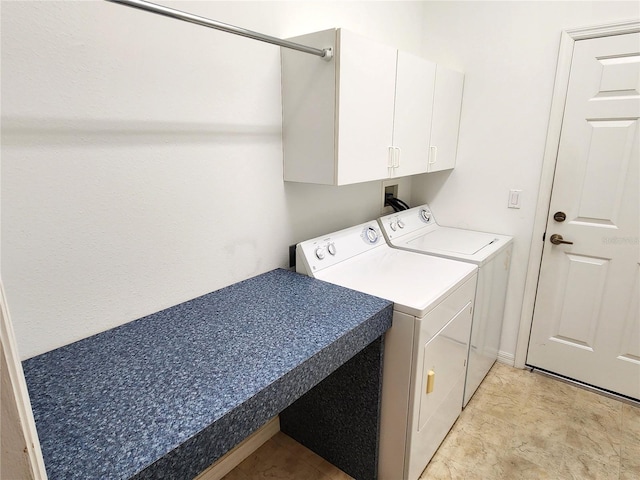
378;204;513;407
296;221;477;480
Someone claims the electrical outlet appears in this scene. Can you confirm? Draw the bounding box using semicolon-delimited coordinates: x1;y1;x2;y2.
381;182;399;214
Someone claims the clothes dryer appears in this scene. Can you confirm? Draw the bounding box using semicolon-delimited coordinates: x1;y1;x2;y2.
378;204;512;407
296;221;477;480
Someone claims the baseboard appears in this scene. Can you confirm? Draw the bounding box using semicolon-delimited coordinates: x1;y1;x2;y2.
194;416;280;480
497;350;515;367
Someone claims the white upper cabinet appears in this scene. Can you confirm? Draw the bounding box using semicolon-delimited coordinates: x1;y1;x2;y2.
392;51;437;178
336;29;397;185
427;66;465;173
281;29;394;185
281;28;459;185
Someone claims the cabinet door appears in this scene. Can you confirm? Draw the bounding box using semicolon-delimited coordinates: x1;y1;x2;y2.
428;66;464;173
392;51;436;178
336;29;397;185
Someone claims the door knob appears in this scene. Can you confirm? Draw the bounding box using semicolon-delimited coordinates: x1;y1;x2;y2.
550;234;573;245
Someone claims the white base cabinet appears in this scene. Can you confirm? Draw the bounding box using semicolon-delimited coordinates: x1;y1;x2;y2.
281;28;463;185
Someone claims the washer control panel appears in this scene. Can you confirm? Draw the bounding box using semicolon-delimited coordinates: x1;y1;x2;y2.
387;217;406;232
378;204;437;242
296;222;384;274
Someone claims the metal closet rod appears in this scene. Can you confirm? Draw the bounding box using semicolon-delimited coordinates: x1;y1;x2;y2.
105;0;333;60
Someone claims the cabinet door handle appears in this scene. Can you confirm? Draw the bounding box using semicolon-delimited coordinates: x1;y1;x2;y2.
394;147;401;168
388;146;395;168
429;146;438;165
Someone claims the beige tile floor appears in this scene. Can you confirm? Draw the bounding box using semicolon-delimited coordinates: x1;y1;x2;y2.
222;363;640;480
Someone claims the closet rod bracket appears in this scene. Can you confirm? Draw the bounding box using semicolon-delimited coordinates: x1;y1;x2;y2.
105;0;334;60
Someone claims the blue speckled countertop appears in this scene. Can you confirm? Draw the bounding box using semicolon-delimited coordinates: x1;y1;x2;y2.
23;268;393;479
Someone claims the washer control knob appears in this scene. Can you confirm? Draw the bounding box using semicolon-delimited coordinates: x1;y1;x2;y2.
420;209;431;223
397;219;405;229
315;246;326;260
389;220;397;231
327;243;336;256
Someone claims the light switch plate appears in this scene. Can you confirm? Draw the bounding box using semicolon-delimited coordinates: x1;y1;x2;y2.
508;189;522;209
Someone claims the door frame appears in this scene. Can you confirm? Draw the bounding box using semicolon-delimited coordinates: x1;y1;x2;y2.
514;19;640;369
1;280;47;478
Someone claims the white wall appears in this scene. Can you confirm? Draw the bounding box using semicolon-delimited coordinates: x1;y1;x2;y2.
1;1;422;359
411;1;639;359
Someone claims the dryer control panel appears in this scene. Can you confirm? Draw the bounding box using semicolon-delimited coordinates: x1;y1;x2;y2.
296;222;384;276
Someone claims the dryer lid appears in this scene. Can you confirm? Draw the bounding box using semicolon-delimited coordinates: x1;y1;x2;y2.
407;229;498;255
313;247;477;318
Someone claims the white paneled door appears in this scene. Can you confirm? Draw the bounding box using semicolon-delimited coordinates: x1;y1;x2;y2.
527;32;640;400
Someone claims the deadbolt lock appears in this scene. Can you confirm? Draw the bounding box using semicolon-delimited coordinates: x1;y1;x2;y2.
553;211;566;222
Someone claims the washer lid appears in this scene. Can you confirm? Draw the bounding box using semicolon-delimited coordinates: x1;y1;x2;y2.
395;226;513;265
407;229;497;255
